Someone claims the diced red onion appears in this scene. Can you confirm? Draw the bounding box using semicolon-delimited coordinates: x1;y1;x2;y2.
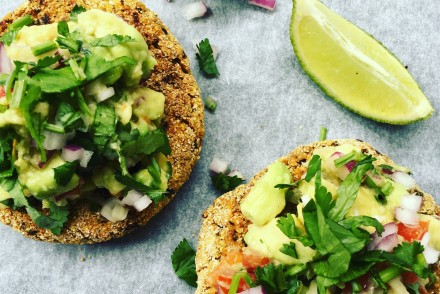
228;170;244;180
421;233;440;264
43;131;70;150
80;150;94;168
369;222;398;250
62;146;84;162
248;0;277;11
395;207;419;226
133;195;152;212
95;86;115;102
0;43;12;74
345;160;357;172
209;157;229;174
121;190;143;206
182;1;208;20
391;171;416;189
238;286;265;294
400;194;423;212
375;233;398;252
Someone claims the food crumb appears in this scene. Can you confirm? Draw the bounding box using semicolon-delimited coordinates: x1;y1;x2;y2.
81;256;85;262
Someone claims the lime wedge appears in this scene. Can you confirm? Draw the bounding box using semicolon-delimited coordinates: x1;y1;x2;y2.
290;0;434;124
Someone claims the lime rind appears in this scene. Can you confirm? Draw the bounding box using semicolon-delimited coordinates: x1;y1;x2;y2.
290;0;434;125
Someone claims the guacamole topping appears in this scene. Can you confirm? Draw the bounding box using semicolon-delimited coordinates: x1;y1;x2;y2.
0;8;171;235
210;144;439;294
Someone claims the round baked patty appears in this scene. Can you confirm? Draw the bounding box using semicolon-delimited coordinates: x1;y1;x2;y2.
0;0;204;244
195;139;440;294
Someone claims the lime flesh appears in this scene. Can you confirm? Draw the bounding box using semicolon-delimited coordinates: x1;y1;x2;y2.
290;0;434;124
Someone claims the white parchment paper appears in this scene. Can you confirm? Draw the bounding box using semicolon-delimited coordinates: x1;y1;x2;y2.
0;0;439;293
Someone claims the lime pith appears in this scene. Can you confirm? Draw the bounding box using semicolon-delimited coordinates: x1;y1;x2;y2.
290;0;434;124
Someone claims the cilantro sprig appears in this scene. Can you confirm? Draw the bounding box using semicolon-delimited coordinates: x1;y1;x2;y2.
196;38;219;77
171;239;197;287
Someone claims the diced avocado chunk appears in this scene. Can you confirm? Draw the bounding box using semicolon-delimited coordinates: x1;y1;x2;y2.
16;154;79;199
420;215;440;251
92;166;125;195
134;167;168;191
244;217;316;265
240;161;292;226
132;88;165;121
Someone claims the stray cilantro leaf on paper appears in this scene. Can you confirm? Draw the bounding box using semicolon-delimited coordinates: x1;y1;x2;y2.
211;173;244;192
171;239;197;287
196;38;219;77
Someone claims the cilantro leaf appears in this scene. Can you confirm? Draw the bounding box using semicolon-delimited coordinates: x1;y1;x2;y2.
255;264;301;294
85;54;136;81
90;34;136;47
328;162;373;221
171;239;197;287
57;21;81;53
55;102;84;132
121;129;171;156
114;174;167;204
280;242;298;258
305;155;321;182
32;66;81;93
339;216;384;238
53;162;77;186
195;38;219;77
26;202;69;235
277;213;301;238
69;5;86;22
0;130;16;178
92;103;116;153
211;173;244;192
19;84;46;161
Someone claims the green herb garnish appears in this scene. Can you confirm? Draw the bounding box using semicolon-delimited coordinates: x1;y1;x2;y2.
211;173;244;192
196;38;219;77
171;239;197;287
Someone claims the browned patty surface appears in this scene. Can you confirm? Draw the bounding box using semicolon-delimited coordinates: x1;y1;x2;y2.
0;0;204;244
195;139;440;294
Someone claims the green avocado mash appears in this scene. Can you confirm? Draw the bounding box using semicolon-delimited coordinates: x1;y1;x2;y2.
0;7;171;235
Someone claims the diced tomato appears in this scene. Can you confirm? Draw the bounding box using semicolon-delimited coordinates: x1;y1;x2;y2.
208;247;271;294
242;248;271;270
0;86;5;98
397;221;429;242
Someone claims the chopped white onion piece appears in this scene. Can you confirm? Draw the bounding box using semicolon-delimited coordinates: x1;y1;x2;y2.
395;207;419;226
400;194;423;212
100;198;119;222
0;43;12;74
228;170;244;180
391;171;416;189
209;157;229;174
421;233;440;264
237;286;264;294
121;190;143;206
95;86;115;102
80;150;94;168
43;131;69;150
62;146;84;162
301;194;311;205
183;1;208;20
112;202;129;221
133;195;153;212
248;0;277;11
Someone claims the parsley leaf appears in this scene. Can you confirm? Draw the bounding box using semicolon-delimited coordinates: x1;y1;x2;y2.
280;242;298;258
211;173;244;192
53;162;77;186
171;239;197;287
305;155;321;182
255;264;301;294
0;130;16;178
90;34;136;47
195;38;219;77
